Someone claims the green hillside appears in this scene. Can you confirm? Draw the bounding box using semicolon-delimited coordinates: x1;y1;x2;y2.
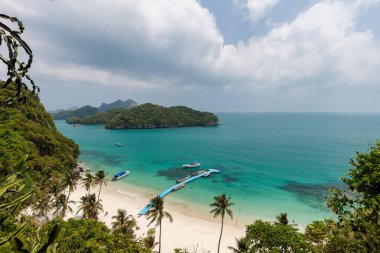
0;82;79;191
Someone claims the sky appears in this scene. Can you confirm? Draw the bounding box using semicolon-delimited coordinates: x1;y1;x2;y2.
1;0;380;112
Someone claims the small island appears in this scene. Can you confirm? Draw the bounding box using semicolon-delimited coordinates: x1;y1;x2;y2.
66;103;219;129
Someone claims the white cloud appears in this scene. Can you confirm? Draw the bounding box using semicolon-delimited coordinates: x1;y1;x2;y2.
2;0;380;111
233;0;280;25
246;0;280;24
215;0;380;90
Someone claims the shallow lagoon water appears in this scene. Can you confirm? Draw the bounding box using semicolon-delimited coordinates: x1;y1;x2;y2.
56;113;380;226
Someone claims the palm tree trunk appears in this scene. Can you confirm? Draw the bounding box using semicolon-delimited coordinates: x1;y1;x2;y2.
97;183;102;203
159;219;162;253
217;215;224;253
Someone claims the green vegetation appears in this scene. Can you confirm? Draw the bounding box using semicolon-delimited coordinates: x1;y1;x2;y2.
229;142;380;252
67;108;127;125
54;105;99;120
0;83;79;199
0;14;38;105
146;196;173;253
106;103;219;129
68;103;219;129
53;99;137;120
210;194;234;253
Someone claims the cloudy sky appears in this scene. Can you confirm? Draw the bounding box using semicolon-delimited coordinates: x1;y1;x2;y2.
2;0;380;112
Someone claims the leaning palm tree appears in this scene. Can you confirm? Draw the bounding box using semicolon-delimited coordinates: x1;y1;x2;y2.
62;171;77;201
210;194;234;253
94;170;107;203
275;212;289;225
77;193;103;219
146;196;173;253
228;237;249;253
111;209;137;238
81;173;95;194
53;193;75;218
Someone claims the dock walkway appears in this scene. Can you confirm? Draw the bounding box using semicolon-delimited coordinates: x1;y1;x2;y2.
138;169;220;215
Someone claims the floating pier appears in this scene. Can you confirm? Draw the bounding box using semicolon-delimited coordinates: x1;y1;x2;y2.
138;168;220;215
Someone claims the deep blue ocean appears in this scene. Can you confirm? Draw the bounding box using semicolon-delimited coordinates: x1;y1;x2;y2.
55;113;380;226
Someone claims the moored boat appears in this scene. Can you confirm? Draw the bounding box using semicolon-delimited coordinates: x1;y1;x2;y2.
182;162;201;168
73;124;81;127
112;171;129;181
191;170;206;176
176;175;191;183
173;183;185;191
203;172;210;177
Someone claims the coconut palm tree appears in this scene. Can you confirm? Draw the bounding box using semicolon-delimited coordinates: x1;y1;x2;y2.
146;196;173;253
53;193;75;218
111;209;137;238
275;212;289;225
33;194;52;221
210;194;234;253
142;229;158;251
94;170;107;202
81;173;95;194
77;193;103;219
49;178;64;198
228;237;249;253
62;171;77;201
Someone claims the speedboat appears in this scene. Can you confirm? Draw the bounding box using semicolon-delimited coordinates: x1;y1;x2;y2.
173;183;185;191
176;175;191;183
112;171;129;181
114;143;123;147
182;162;201;168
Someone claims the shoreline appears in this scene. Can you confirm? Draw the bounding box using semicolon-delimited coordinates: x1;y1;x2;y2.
69;182;246;253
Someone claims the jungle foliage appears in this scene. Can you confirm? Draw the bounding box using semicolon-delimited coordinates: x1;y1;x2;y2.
66;103;219;129
0;82;79;199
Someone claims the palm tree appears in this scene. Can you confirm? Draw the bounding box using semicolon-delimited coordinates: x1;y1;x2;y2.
49;178;64;198
53;193;75;218
275;212;289;225
81;173;95;194
228;237;249;253
210;194;234;253
77;193;103;219
94;170;107;203
146;196;173;253
62;171;77;201
111;209;136;238
33;194;52;221
142;229;158;250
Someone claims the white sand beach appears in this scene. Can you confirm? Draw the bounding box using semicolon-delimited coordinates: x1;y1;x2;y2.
68;182;246;253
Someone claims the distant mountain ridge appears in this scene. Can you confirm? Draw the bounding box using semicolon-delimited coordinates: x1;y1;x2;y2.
99;99;137;112
52;99;137;120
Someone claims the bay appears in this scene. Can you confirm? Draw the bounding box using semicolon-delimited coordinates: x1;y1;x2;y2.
55;112;380;226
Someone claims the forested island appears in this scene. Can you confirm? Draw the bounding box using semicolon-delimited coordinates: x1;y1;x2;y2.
65;103;219;129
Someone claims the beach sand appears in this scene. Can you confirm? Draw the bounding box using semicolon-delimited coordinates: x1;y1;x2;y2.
68;182;246;253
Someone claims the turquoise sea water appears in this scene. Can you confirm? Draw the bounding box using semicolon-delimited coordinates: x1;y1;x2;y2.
55;113;380;226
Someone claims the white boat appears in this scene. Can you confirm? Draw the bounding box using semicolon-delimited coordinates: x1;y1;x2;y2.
112;171;129;181
114;143;123;147
182;162;201;168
